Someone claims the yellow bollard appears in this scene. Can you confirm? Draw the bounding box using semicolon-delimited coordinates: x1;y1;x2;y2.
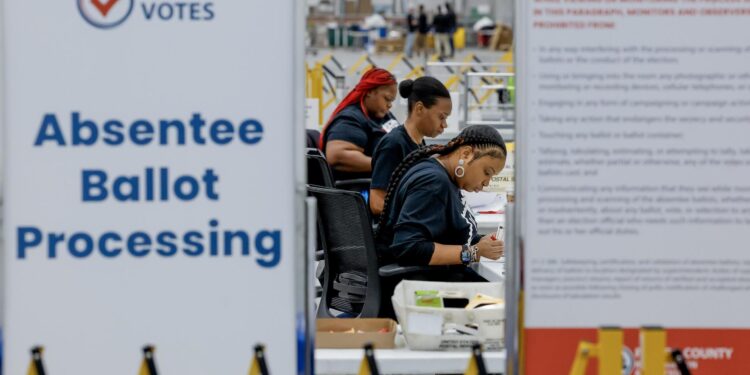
598;327;623;375
453;27;466;50
641;327;667;375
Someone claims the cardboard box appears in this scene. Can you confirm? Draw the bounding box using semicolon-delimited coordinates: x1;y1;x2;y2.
490;25;513;51
316;318;397;349
375;38;405;53
344;0;373;15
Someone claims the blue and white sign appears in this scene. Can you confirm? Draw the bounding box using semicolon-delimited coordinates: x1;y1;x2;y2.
3;1;305;374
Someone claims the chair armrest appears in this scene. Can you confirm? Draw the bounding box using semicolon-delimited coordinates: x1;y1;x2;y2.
378;263;465;278
335;178;372;190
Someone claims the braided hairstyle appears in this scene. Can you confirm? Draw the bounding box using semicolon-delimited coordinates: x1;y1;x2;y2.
375;125;507;240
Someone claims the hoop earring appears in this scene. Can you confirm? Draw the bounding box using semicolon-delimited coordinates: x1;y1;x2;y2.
454;159;465;178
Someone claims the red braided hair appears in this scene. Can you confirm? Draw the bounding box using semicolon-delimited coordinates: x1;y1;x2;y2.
319;67;397;147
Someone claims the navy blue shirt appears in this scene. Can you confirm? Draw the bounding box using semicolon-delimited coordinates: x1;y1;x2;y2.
418;13;429;34
371;125;424;190
323;104;397;181
407;13;418;33
377;158;481;266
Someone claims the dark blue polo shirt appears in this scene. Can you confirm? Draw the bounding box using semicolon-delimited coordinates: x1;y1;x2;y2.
322;104;397;181
377;158;481;266
370;125;424;190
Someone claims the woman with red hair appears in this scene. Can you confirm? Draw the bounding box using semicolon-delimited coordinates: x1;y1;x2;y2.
321;68;399;182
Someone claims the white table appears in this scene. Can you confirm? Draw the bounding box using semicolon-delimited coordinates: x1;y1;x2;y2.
473;260;504;282
475;212;504;234
315;347;505;374
473;212;506;282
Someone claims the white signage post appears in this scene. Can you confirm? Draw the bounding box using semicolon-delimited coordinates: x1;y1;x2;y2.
517;1;750;374
3;1;306;374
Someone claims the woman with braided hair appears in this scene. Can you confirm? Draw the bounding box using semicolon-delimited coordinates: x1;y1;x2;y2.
376;125;507;270
321;68;400;182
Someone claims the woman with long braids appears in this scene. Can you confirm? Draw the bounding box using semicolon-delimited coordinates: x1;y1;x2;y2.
321;68;399;182
376;125;507;270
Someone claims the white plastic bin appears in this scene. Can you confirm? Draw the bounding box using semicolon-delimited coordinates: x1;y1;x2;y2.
391;280;505;351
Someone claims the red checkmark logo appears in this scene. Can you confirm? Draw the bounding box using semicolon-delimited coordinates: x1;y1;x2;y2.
91;0;119;17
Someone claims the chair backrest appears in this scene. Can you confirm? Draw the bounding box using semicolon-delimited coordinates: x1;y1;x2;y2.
306;129;321;149
306;148;335;188
308;185;382;318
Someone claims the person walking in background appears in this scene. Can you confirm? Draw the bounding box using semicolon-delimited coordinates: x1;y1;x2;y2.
416;5;429;58
433;6;452;58
445;2;457;58
404;8;418;58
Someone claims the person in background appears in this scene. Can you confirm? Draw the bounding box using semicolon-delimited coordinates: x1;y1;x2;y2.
370;77;451;216
433;6;452;58
321;68;399;182
375;125;506;271
404;8;418;58
416;5;429;58
445;2;457;58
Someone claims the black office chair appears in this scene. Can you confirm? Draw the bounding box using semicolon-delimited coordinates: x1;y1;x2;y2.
308;185;462;318
309;185;381;317
306;129;321;149
306;148;335;188
305;148;371;192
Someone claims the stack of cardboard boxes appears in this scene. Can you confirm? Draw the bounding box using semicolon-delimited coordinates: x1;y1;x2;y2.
344;0;373;15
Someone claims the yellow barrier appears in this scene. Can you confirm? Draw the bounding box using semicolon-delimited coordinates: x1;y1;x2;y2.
444;53;477;90
568;328;622;375
404;65;424;80
470;53;515;110
501;51;514;72
403;54;439;80
323;95;337;111
569;327;691;375
307;61;343;126
306;63;325;126
569;341;596;375
318;53;333;67
386;53;404;72
347;53;369;76
641;327;667;375
598;328;623;375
